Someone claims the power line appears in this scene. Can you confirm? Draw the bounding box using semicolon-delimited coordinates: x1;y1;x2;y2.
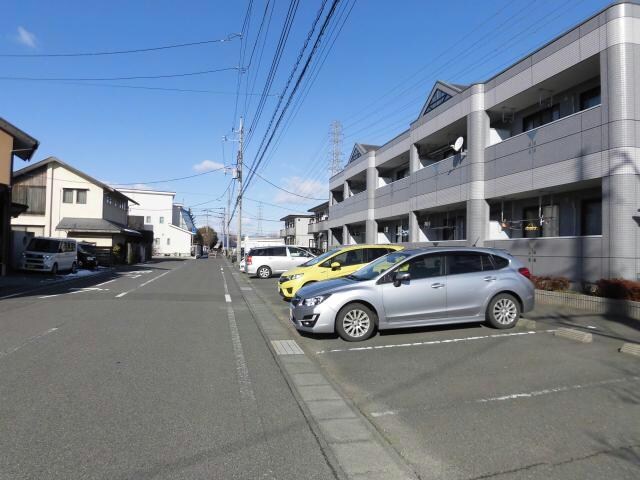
242;0;342;196
0;66;240;82
111;165;227;186
0;79;280;95
0;33;241;57
244;165;325;201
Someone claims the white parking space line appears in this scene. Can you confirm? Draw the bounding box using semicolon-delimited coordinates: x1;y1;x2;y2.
115;292;128;298
475;376;640;403
225;294;232;303
0;327;59;360
316;330;557;354
95;279;117;287
38;294;60;299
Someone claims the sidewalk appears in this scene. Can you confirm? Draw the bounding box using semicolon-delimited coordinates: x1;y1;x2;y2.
0;267;112;299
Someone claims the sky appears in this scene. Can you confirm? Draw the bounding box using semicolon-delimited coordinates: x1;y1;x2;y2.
2;0;613;236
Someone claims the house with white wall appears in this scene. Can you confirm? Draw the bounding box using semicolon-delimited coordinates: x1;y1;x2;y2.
11;157;141;251
118;188;195;257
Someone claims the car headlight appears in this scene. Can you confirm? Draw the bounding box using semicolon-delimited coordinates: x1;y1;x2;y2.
302;294;330;306
290;273;304;280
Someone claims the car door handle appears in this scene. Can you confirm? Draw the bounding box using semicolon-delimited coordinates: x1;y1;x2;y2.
483;276;497;282
431;283;445;289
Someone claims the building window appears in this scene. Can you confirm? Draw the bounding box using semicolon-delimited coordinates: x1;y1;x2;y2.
63;189;74;203
522;205;559;238
580;87;601;110
154;238;160;245
581;199;602;235
523;104;560;132
12;185;46;214
76;190;87;204
167;238;171;245
145;216;151;223
424;89;452;115
105;195;112;205
159;216;164;224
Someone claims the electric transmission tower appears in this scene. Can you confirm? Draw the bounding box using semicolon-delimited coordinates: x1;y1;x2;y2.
256;202;264;236
329;120;343;176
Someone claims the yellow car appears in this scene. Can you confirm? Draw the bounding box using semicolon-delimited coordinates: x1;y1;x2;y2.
278;244;403;299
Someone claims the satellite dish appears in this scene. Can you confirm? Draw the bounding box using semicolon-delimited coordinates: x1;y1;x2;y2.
451;136;464;152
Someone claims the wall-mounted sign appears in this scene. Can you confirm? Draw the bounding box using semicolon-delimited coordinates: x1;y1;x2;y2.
524;223;539;231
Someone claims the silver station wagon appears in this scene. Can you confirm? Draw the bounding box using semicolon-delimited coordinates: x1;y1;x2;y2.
290;247;535;342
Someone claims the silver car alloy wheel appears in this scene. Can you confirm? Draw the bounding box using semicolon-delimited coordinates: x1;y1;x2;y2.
342;309;371;338
493;298;518;325
258;267;270;278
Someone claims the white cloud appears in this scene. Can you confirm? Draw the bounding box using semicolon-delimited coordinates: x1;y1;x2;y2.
274;176;327;205
15;26;37;48
193;160;224;173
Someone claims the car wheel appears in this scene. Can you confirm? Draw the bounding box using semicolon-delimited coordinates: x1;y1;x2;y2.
71;262;78;274
336;303;376;342
486;293;520;329
51;263;58;275
257;266;272;279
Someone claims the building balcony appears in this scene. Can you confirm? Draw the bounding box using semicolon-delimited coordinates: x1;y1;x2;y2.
308;219;328;234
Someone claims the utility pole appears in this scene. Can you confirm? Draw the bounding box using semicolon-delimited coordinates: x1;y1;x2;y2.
329;120;343;176
226;186;231;255
236;116;244;264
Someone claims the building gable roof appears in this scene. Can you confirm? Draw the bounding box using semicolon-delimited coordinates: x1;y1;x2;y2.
13;156;138;205
347;143;379;164
417;81;467;118
0;117;39;161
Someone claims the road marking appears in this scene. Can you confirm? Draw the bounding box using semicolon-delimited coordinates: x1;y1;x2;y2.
271;339;304;355
38;294;60;299
316;330;556;354
115;270;173;298
220;269;257;404
139;270;170;287
96;279;117;287
0;327;59;360
368;376;640;418
476;376;640;403
225;294;232;303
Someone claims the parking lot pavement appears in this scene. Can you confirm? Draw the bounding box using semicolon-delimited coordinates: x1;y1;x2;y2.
245;274;640;480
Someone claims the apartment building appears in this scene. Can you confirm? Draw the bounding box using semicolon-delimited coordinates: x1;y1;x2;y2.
118;189;195;257
328;0;640;282
11;157;141;249
279;214;314;247
307;201;329;251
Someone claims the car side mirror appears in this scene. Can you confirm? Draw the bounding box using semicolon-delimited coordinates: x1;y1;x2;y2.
331;261;341;271
393;271;410;287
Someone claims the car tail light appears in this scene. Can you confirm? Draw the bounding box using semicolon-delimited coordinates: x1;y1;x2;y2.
246;255;252;265
518;267;531;279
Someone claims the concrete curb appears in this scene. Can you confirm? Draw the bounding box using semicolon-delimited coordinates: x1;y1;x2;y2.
225;262;419;480
619;342;640;357
554;327;593;343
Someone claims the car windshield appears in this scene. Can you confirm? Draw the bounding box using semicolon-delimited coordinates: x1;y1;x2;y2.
79;244;96;254
348;251;412;281
26;238;60;253
301;248;339;267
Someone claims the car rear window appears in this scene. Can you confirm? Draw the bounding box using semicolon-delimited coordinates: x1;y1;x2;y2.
491;254;510;269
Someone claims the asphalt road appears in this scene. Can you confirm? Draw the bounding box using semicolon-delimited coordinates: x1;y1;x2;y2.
0;258;337;480
246;271;640;480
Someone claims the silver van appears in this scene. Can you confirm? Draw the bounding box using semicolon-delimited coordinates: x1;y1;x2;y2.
245;245;315;278
290;247;534;342
20;237;78;275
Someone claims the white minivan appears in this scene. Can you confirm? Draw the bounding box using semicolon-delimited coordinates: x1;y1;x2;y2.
245;245;315;278
20;237;78;275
